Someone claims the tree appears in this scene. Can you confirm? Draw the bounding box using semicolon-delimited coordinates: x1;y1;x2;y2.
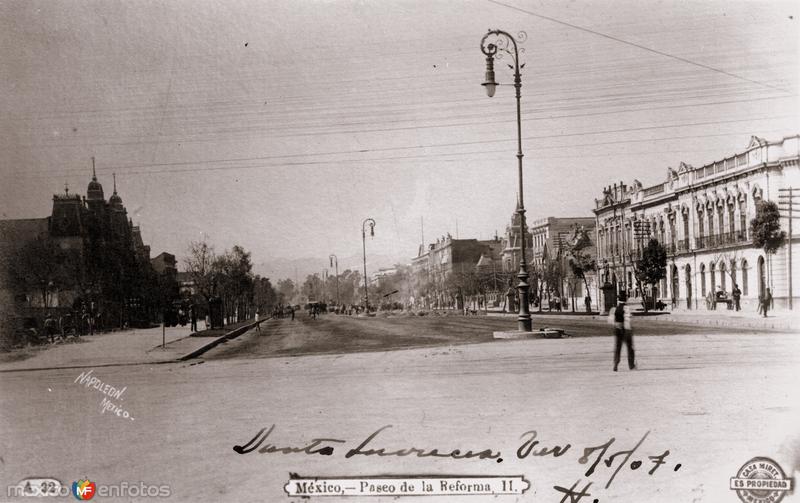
276;278;296;305
10;237;69;309
253;276;278;314
213;245;254;323
712;249;742;293
750;200;787;253
302;273;323;302
750;200;786;286
635;238;667;311
564;226;597;312
183;240;217;302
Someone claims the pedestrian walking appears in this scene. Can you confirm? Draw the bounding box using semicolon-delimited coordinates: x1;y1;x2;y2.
254;310;260;331
762;288;773;318
732;285;741;311
608;292;635;372
290;305;295;321
190;305;198;332
44;313;56;343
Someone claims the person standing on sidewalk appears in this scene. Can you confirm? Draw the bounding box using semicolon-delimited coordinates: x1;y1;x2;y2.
762;288;773;318
190;305;198;332
732;285;742;311
254;310;260;332
608;292;635;372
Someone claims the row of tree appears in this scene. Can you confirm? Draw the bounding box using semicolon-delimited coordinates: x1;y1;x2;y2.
186;199;788;317
7;233;160;327
184;240;284;323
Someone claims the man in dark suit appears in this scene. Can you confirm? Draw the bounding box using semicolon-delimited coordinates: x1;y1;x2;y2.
609;292;635;372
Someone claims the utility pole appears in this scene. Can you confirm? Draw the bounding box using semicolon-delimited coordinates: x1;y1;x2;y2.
778;187;799;310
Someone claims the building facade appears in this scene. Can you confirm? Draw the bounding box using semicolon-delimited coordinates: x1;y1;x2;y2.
411;234;502;309
594;135;800;311
0;164;162;333
528;216;598;310
499;202;534;275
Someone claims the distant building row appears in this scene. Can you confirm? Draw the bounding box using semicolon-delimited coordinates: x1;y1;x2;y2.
408;134;800;312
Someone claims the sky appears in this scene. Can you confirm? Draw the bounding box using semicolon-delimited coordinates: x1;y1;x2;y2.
1;0;798;278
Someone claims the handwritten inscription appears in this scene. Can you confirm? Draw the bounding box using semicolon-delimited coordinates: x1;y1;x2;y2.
233;425;681;501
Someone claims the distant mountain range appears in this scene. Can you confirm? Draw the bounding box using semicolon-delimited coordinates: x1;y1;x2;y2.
254;253;407;283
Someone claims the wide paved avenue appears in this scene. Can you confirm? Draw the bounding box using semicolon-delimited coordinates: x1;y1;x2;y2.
1;314;797;502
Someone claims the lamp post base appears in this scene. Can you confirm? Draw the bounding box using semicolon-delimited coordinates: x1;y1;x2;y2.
517;275;532;332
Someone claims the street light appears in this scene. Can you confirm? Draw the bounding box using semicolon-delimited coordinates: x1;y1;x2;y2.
329;254;340;307
480;29;532;332
362;218;376;310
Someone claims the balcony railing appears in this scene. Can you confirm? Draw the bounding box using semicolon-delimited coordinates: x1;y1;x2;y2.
695;232;748;250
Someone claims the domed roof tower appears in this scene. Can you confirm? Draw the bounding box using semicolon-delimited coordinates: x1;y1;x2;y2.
86;157;104;201
109;173;123;209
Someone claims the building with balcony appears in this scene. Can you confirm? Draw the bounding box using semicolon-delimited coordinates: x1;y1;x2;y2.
594;135;800;311
410;234;502;309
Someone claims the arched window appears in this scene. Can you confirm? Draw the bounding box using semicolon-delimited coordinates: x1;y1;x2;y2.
730;260;738;291
739;197;747;239
669;217;676;247
682;212;690;243
710;262;716;292
741;259;749;296
720;262;727;291
671;264;679;300
698;209;705;241
728;204;735;237
708;208;714;238
685;264;692;309
700;263;706;296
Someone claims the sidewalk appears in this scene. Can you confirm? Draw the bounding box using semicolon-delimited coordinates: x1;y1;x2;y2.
644;307;800;331
0;322;251;372
487;307;800;331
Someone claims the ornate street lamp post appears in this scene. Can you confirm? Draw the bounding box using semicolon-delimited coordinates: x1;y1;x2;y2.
329;254;340;307
362;218;376;310
480;29;532;332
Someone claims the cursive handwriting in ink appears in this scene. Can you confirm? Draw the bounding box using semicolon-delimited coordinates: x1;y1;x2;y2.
345;425;502;462
647;450;670;475
599;430;649;488
517;430;571;459
553;479;593;503
232;424;346;456
578;437;615;478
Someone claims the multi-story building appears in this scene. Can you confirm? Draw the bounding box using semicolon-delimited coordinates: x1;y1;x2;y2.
0;163;161;331
499;201;534;275
594;135;800;311
528;216;597;310
411;234;501;309
151;252;177;277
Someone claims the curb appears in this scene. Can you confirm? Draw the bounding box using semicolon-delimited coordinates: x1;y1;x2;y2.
177;318;268;361
487;311;796;331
